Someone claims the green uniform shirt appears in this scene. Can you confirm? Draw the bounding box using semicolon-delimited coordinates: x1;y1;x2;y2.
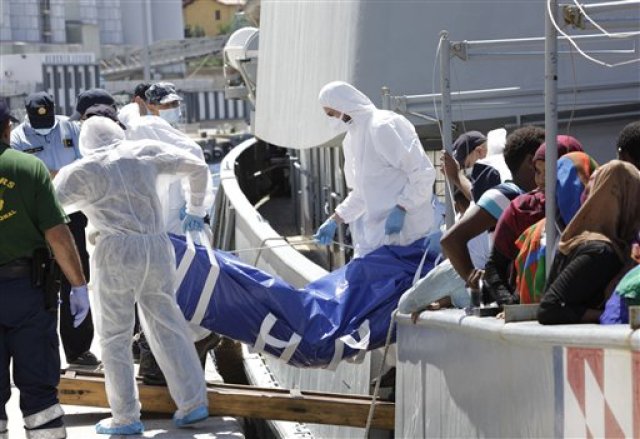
0;141;68;265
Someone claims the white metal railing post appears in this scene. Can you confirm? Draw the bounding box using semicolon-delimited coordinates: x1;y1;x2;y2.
563;0;640;14
381;86;391;110
545;0;559;276
439;30;455;228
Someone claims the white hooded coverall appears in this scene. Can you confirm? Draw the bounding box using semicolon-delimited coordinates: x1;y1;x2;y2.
53;117;208;425
318;81;436;257
125;115;214;235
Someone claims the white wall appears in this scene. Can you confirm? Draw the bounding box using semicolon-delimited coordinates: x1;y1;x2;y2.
1;53;47;83
0;52;96;88
395;310;637;438
254;1;359;149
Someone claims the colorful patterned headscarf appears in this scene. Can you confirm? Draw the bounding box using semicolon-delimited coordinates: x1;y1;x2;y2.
514;152;598;304
492;138;585;261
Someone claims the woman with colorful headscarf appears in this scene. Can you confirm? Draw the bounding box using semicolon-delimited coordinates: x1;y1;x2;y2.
538;160;640;325
482;135;583;305
513;151;598;304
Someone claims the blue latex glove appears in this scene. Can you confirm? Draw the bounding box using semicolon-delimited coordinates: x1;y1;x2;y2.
423;229;443;256
385;206;406;235
313;218;338;245
179;205;187;220
182;213;205;232
69;285;90;328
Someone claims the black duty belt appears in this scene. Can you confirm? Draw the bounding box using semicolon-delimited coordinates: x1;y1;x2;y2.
0;258;32;279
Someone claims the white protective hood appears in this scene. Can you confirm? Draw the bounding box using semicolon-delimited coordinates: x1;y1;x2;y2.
318;81;436;257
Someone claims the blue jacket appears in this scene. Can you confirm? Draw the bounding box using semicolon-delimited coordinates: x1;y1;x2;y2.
11;116;81;172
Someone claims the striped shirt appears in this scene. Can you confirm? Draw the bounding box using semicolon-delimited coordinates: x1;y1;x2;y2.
476;181;523;220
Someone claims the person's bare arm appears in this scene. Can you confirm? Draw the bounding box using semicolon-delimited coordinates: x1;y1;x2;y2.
441;151;473;202
440;205;496;286
44;224;86;287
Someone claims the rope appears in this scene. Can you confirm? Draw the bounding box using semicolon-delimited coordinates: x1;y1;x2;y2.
363;309;398;438
431;34;458;221
547;0;640;68
432;34;445;140
363;240;431;436
229;239;355;254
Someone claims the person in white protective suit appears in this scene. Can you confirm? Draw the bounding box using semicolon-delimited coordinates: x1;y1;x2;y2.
53;117;210;435
315;81;436;257
124;82;214;235
122;82;220;384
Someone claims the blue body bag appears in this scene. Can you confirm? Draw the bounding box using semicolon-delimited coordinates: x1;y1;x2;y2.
171;234;435;368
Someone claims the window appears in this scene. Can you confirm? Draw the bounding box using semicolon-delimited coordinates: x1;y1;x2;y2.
215;10;221;20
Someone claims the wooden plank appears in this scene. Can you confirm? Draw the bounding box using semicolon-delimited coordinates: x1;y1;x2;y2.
58;370;395;430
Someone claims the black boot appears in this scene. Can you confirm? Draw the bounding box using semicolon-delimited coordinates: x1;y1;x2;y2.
137;331;166;386
194;332;222;369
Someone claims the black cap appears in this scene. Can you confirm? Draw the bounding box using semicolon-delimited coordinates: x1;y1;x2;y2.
84;104;126;130
0;98;18;125
453;131;487;167
70;88;116;121
134;83;152;100
145;82;182;105
25;92;55;129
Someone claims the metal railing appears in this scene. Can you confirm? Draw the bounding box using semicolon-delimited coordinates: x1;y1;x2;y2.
100;36;228;77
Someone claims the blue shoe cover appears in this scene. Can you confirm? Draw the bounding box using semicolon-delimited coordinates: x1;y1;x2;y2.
95;419;144;435
173;404;208;427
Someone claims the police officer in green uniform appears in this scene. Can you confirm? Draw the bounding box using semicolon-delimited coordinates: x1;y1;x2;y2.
0;97;88;439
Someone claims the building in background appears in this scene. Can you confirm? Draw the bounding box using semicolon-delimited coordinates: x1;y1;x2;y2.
0;0;184;110
183;0;246;37
1;52;99;117
0;0;249;127
0;0;184;56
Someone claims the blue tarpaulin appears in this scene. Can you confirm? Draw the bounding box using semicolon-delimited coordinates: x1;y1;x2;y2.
171;233;436;368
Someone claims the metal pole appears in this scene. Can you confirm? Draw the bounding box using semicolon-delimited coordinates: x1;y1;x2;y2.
439;30;455;228
398;87;521;104
545;0;559;277
561;0;640;13
462;31;638;48
142;0;151;80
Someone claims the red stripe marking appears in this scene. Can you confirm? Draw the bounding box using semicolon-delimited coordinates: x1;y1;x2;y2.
584;349;604;392
567;347;587;415
604;400;625;439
